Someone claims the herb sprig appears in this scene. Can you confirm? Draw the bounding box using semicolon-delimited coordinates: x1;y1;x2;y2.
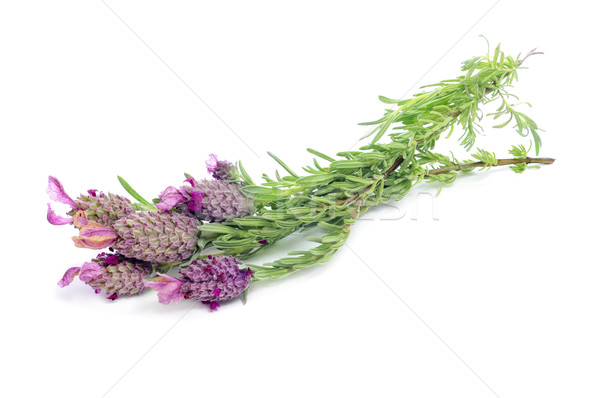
197;44;553;281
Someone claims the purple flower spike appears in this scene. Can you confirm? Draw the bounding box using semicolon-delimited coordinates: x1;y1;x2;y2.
205;154;236;180
156;186;187;212
58;267;81;288
47;176;78;209
145;273;184;305
47;203;74;225
78;262;103;282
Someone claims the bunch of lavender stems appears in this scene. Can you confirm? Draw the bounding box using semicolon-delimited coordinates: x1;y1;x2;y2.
51;43;554;307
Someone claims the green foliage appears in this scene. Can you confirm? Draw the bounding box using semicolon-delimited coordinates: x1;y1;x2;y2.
471;148;498;169
166;43;550;282
508;143;529;159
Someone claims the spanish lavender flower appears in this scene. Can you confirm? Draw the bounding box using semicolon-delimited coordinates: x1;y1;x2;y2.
68;190;134;226
112;211;201;263
180;179;254;222
58;254;151;299
156;179;254;222
180;256;251;303
145;255;251;309
206;154;236;181
46;176;134;227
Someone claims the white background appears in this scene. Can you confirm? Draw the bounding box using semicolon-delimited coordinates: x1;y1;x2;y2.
1;1;598;397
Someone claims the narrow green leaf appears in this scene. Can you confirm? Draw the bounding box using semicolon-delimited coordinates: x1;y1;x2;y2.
296;173;336;186
307;148;335;162
237;161;255;185
329;160;372;170
267;152;299;178
241;185;288;201
117;176;155;208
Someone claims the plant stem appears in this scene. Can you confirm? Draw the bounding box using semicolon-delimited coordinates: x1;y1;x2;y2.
426;157;555;176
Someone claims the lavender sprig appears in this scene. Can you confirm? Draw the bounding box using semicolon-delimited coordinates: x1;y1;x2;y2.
49;43;554;308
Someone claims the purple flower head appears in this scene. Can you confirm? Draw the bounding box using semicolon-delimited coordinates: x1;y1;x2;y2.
156;186;187;212
58;255;151;299
72;211;118;250
205;154;236;180
178;256;251;307
145;273;185;305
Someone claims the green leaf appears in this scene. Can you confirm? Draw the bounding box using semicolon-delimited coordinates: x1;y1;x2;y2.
296;173;336;186
237;161;255;185
241;185;288;201
232;217;274;228
267;152;299;178
329;160;372;170
199;224;249;237
307;148;335;162
117;176;156;209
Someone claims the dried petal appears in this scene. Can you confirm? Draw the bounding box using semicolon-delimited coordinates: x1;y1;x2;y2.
205;154;219;174
47;176;77;208
78;262;103;282
156;186;187;212
72;211;118;250
145;274;184;305
47;203;74;225
57;267;81;288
